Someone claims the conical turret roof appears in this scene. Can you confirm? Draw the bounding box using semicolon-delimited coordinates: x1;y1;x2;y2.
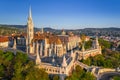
62;55;67;67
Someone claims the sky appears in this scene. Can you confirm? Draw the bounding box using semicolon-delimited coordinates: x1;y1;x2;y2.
0;0;120;29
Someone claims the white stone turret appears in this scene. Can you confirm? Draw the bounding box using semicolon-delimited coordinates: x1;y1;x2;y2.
36;42;41;65
44;38;47;56
54;43;56;55
40;43;43;57
62;55;67;67
13;38;16;49
26;6;34;54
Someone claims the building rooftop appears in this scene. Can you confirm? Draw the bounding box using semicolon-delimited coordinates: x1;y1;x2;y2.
0;36;9;42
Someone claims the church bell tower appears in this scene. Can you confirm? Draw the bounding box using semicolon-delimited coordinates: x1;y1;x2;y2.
26;6;34;54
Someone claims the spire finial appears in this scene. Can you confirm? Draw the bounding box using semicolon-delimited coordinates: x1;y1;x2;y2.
29;6;32;18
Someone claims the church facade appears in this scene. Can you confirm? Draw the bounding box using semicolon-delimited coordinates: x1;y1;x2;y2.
8;7;102;79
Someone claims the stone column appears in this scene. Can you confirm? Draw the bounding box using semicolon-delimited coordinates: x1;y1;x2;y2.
54;44;56;55
44;38;48;57
26;38;28;53
33;42;35;54
40;43;43;57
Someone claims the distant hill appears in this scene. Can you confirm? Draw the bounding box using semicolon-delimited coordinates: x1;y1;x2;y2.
0;24;60;32
0;24;120;36
0;24;26;29
84;27;120;31
0;24;120;31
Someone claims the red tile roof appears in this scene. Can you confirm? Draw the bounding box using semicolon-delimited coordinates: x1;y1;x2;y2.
0;36;9;42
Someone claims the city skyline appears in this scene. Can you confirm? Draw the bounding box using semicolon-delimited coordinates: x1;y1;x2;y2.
0;0;120;29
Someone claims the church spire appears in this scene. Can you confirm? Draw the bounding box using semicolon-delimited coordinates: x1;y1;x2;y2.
26;6;34;54
29;6;32;18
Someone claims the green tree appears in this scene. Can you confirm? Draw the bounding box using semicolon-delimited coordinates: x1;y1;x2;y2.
65;65;95;80
0;50;50;80
81;51;120;68
82;58;91;66
84;40;92;50
0;65;4;78
99;38;112;50
12;52;28;80
15;52;28;63
25;68;49;80
80;34;86;42
113;76;120;80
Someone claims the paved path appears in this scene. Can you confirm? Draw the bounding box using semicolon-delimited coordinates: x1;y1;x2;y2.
98;72;120;80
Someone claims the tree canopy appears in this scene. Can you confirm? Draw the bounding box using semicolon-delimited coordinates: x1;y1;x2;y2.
65;65;95;80
98;38;112;50
113;76;120;80
0;50;49;80
81;50;120;68
84;40;92;50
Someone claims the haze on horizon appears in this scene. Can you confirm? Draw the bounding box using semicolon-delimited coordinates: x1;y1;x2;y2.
0;0;120;29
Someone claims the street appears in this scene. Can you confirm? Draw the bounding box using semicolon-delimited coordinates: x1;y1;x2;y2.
98;72;120;80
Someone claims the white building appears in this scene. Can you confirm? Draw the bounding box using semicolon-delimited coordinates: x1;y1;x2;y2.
0;36;9;48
